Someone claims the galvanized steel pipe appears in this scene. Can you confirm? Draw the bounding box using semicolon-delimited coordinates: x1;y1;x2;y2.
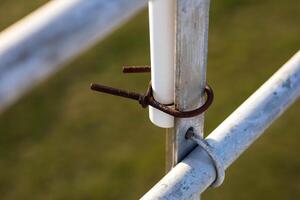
141;51;300;200
0;0;147;112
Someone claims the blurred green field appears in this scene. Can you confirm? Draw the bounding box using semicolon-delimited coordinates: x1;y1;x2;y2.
0;0;299;199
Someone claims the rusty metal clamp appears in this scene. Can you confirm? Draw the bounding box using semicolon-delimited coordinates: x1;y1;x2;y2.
90;66;214;118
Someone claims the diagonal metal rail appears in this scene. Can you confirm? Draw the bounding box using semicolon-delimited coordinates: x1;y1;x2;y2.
141;51;300;199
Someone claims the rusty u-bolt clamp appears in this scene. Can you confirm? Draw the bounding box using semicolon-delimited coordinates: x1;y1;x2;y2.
90;83;213;118
90;66;214;118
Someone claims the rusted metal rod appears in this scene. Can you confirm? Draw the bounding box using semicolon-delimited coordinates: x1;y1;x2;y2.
90;83;141;101
90;82;214;118
122;66;151;73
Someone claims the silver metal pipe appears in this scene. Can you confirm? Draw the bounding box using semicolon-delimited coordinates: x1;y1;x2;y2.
141;51;300;200
0;0;147;112
170;1;210;199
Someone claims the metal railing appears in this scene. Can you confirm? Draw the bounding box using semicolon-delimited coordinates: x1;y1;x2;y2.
0;0;147;112
0;1;299;200
141;51;300;199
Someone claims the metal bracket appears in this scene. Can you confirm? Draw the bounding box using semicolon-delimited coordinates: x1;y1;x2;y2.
185;127;225;187
90;66;214;118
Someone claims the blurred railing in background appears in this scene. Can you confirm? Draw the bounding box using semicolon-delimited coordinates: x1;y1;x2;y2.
0;0;147;113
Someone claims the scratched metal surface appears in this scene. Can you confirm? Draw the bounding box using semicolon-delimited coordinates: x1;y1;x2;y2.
206;51;300;169
167;0;211;173
141;51;300;199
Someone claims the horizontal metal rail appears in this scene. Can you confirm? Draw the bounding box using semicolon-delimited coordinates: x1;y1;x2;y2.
141;51;300;200
0;0;147;113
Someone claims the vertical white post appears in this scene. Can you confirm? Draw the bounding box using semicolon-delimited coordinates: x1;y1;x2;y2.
147;2;211;199
148;0;175;128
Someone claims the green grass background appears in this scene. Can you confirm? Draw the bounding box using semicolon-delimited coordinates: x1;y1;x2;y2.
0;0;299;199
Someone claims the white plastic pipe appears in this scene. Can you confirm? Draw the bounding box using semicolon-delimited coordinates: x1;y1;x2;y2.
148;0;175;128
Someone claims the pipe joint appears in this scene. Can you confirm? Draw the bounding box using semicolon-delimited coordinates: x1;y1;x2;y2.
186;128;225;187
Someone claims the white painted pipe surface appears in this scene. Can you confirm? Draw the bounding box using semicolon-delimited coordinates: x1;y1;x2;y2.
0;0;147;113
141;51;300;199
148;0;175;128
